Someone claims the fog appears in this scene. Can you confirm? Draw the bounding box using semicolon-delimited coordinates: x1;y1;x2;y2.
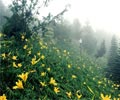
0;0;120;99
2;0;120;37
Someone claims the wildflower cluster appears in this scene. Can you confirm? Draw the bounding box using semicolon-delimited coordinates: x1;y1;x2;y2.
0;33;120;100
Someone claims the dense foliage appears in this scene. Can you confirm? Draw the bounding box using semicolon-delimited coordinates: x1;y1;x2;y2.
0;33;120;100
0;0;120;100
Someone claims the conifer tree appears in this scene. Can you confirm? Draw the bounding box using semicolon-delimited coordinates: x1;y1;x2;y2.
95;39;106;58
109;41;120;84
108;35;118;67
106;35;120;84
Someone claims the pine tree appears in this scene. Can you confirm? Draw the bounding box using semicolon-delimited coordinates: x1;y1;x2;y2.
106;35;120;84
95;39;106;58
108;35;118;67
109;42;120;84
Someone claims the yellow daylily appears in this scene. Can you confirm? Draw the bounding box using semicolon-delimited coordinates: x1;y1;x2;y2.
31;56;40;65
1;53;6;59
25;39;28;41
40;82;47;87
0;94;7;100
12;56;17;60
13;80;24;89
76;90;82;99
41;72;46;77
47;67;50;71
66;91;72;98
18;72;29;82
49;77;57;86
37;52;40;56
101;93;111;100
28;51;31;55
29;70;36;73
13;62;17;68
72;75;77;79
41;55;45;60
23;45;27;49
68;64;71;68
41;64;45;67
18;63;22;67
0;33;3;37
113;98;120;100
63;50;67;53
54;87;60;94
21;35;25;40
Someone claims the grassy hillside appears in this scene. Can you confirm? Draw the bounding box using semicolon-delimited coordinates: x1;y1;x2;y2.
0;33;120;100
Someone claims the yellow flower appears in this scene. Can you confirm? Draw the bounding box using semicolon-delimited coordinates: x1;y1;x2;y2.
21;35;25;40
39;41;43;45
31;56;40;65
49;77;57;86
68;64;71;68
101;93;111;100
28;51;31;55
18;72;29;82
83;82;86;85
23;45;27;49
47;67;50;71
68;52;70;55
31;58;36;65
13;80;24;89
72;75;77;79
25;39;28;41
40;82;47;87
0;33;3;37
98;81;102;84
29;70;36;73
54;87;60;94
18;63;22;67
76;90;82;99
56;49;59;53
42;45;47;49
0;94;7;100
12;56;17;60
1;53;6;59
41;64;45;67
41;55;45;59
41;72;46;77
66;92;72;98
113;98;120;100
37;52;40;56
63;50;67;53
13;62;17;68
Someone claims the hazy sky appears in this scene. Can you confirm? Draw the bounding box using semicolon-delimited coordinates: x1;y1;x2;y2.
2;0;120;37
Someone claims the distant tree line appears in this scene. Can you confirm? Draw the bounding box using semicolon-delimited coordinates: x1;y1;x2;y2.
52;19;107;57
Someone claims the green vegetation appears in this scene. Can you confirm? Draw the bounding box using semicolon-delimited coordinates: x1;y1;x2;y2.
0;0;120;100
106;35;120;84
0;33;120;100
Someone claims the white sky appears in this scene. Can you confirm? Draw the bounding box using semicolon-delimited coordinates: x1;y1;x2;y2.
2;0;120;37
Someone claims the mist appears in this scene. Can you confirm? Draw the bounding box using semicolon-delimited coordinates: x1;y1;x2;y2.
0;0;120;99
